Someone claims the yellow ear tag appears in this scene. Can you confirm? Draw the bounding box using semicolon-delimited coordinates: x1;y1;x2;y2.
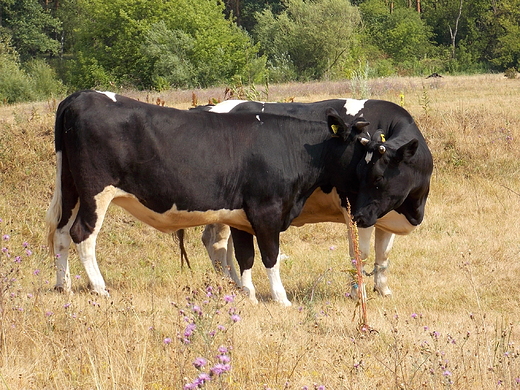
331;124;339;134
380;134;386;142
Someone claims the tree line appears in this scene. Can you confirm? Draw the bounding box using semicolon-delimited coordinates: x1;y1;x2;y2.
0;0;518;103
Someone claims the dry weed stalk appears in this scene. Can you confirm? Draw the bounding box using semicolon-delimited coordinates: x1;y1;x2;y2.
345;200;374;334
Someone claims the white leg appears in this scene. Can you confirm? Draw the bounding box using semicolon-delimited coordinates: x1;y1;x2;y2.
202;224;230;273
348;226;374;299
240;269;258;304
75;186;117;296
373;228;395;296
225;235;241;285
54;228;72;293
53;205;79;293
349;226;374;261
77;233;109;296
266;254;291;307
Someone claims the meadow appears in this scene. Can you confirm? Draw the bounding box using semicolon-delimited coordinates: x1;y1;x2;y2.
0;74;519;389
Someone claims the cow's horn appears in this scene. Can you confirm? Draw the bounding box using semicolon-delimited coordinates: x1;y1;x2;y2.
360;137;369;145
379;145;386;154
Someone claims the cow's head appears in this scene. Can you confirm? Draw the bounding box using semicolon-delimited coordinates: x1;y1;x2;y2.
326;108;369;142
353;130;419;228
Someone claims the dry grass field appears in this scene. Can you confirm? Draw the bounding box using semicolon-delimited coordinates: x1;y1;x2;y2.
0;74;519;389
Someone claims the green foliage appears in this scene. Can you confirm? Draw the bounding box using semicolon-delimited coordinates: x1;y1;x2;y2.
488;0;520;70
0;35;64;104
0;0;61;60
360;1;436;74
254;0;361;81
142;22;195;90
0;0;519;98
69;0;261;90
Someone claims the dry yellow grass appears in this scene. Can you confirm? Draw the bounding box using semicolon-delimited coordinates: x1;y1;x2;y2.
0;74;519;389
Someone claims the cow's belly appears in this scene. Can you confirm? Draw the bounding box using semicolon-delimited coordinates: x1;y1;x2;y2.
111;189;253;234
291;189;416;235
291;188;345;226
374;210;416;235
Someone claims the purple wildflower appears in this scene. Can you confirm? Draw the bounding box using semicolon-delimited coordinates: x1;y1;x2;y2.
218;354;231;364
223;294;234;303
230;314;241;323
163;337;172;345
193;357;207;369
33;269;40;276
210;363;231;376
2;234;9;241
184;322;196;338
218;346;228;354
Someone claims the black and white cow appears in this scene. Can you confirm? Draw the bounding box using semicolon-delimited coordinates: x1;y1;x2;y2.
192;99;433;301
46;90;390;304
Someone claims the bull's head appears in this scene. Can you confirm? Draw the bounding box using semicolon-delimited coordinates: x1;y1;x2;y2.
353;131;419;228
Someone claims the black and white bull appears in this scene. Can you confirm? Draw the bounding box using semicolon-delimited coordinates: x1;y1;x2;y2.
192;99;433;301
46;90;388;303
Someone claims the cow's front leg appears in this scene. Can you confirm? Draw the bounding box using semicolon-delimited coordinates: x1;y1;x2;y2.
348;226;374;299
265;252;291;306
373;228;395;296
230;228;257;304
253;225;291;307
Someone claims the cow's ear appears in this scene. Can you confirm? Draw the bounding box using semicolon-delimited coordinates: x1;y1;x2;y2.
395;139;419;163
326;108;350;141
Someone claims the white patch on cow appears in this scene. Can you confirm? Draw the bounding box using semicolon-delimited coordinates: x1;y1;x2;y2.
365;151;373;164
95;91;117;102
241;269;258;304
343;98;367;116
256;115;261;122
266;255;291;306
375;210;416;235
208;100;249;113
109;186;253;234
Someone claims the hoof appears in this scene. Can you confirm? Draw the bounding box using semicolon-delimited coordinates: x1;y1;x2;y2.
374;286;392;297
276;298;292;307
90;288;110;297
54;285;73;294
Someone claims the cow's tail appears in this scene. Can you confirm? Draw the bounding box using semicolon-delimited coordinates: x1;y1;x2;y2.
45;96;71;258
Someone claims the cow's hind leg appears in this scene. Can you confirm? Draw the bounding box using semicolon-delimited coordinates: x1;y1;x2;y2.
70;187;116;296
53;205;78;293
202;224;241;285
373;228;395;296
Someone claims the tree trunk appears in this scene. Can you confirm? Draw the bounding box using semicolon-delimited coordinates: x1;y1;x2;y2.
449;0;463;59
